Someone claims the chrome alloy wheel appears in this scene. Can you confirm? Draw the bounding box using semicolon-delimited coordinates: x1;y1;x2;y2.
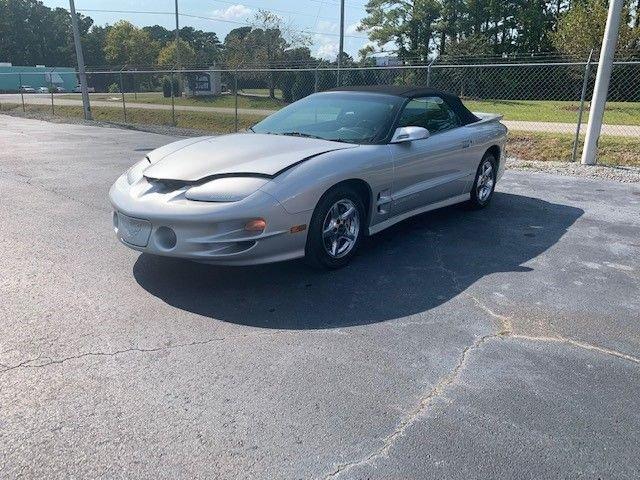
322;198;360;258
476;160;495;202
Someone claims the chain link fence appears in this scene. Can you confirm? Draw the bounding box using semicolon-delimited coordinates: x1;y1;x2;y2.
1;60;639;164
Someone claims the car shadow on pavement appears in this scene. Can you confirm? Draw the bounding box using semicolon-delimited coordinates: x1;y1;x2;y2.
133;193;583;329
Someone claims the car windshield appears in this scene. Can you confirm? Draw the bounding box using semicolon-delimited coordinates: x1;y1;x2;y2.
251;92;404;144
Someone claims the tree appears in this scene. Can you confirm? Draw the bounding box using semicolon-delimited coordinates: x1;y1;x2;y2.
359;0;442;63
104;20;158;67
143;25;174;44
179;27;222;66
251;11;289;98
144;25;222;67
223;11;310;97
83;24;109;68
0;0;92;66
223;26;255;69
157;38;197;67
552;0;640;58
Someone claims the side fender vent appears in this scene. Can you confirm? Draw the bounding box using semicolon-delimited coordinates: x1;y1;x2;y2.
377;189;392;214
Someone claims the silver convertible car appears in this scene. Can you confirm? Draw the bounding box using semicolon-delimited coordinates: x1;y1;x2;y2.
110;86;507;269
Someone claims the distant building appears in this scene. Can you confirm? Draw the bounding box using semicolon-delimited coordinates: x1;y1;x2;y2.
184;68;223;97
374;56;402;67
0;63;78;92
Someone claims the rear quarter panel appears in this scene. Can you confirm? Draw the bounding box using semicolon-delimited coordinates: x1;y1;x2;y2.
464;120;508;185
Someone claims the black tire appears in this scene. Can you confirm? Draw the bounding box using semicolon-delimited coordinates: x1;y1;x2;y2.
305;185;366;270
468;153;497;209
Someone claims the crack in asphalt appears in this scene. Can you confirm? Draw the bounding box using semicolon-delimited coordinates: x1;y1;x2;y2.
0;338;225;374
325;328;640;479
325;330;502;479
324;233;639;478
0;330;307;375
511;334;640;364
2;221;636;477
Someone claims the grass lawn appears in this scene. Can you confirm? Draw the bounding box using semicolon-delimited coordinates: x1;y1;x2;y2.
2;102;638;166
62;91;285;110
1;103;265;133
56;94;640;126
508;130;640;166
464;99;640;126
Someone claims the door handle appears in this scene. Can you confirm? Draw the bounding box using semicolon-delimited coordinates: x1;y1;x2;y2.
461;140;471;148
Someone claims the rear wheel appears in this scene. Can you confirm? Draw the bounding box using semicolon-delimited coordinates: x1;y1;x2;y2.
468;154;497;209
305;186;365;269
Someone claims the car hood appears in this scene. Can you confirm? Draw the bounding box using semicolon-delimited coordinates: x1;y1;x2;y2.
143;133;357;181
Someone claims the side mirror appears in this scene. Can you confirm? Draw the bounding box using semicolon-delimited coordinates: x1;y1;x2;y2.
390;126;430;144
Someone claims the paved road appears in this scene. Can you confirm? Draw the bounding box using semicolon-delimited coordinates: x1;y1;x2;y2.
2;93;639;136
1;115;639;479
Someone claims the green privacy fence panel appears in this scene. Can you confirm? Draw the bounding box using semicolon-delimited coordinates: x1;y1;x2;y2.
0;66;78;92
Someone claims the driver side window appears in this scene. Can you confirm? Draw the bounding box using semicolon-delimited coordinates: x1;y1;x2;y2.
398;96;461;134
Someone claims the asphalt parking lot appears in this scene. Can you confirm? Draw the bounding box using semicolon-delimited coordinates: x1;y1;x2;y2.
1;115;639;479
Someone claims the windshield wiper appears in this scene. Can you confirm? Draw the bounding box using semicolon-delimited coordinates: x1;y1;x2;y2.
270;131;354;144
278;131;325;140
324;138;355;144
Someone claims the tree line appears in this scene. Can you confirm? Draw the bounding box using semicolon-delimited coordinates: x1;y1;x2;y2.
1;0;639;101
359;0;640;61
3;0;640;70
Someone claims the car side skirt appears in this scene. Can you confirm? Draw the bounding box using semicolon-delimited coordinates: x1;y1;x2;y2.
368;193;471;235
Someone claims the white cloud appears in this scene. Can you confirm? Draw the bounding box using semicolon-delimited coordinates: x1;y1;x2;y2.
315;20;339;34
212;4;253;20
315;42;338;60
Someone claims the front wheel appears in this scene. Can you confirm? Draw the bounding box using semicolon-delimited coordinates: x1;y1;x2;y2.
468;154;497;209
305;186;365;270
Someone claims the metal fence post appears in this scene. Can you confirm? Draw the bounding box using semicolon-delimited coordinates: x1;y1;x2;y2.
49;67;55;115
133;69;137;101
234;69;238;132
426;57;436;86
19;73;25;112
120;70;127;122
572;50;594;162
314;66;319;93
170;70;177;126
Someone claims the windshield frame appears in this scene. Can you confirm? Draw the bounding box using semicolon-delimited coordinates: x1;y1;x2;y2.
250;91;406;145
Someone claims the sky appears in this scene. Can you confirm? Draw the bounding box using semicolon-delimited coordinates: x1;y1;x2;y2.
41;0;377;61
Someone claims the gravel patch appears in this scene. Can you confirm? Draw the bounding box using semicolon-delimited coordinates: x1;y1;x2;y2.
507;157;640;183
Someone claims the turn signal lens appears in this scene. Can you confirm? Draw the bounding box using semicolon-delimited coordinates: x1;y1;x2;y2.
244;218;267;232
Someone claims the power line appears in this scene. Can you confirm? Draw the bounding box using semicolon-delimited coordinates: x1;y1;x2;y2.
77;8;369;39
306;0;366;11
209;0;336;21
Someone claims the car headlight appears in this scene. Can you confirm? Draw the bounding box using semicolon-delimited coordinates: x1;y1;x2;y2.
126;158;150;185
185;177;269;202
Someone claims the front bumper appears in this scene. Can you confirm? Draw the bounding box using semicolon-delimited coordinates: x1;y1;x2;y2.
109;174;311;265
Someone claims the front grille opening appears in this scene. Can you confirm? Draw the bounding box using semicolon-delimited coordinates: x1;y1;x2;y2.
145;177;190;193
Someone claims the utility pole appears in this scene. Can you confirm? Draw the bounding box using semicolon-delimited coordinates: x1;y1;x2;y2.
337;0;345;86
580;0;624;165
174;0;181;69
69;0;92;120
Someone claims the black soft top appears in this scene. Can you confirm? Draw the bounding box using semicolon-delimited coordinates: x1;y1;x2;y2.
327;85;479;125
